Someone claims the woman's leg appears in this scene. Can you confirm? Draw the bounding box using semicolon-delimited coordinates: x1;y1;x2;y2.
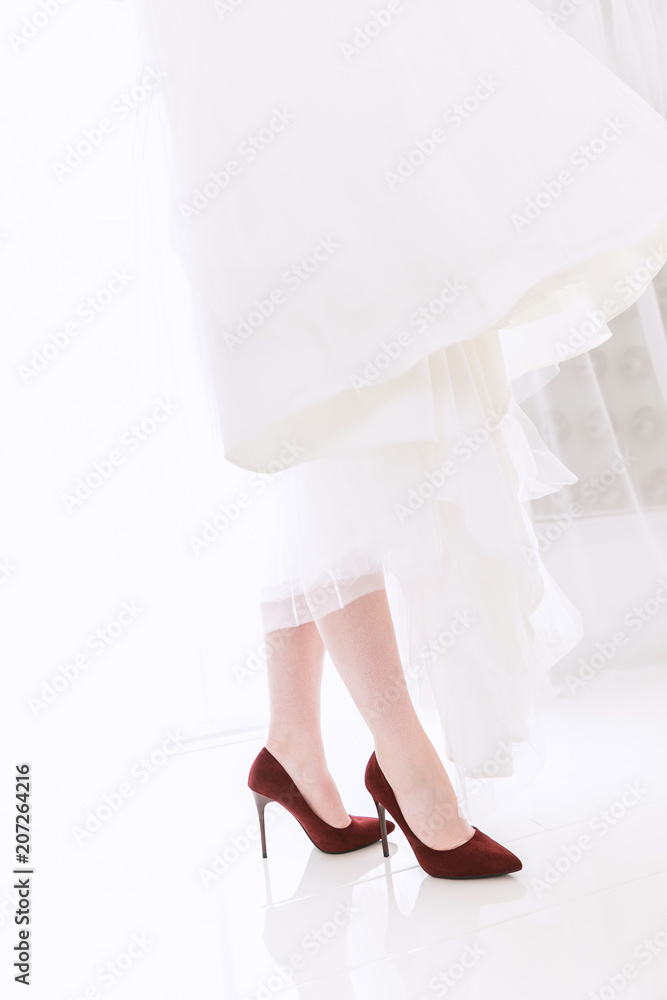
315;588;475;850
264;620;351;828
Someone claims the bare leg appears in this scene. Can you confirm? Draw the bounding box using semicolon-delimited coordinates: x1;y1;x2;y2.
265;620;351;828
315;588;475;850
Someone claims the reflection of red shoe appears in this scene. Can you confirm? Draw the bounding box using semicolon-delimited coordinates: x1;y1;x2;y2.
365;752;523;879
248;748;395;858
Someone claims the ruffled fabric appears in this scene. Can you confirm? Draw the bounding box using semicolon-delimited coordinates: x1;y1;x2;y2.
137;0;667;473
260;329;584;780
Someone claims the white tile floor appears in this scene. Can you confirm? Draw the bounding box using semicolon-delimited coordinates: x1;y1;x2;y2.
8;662;667;1000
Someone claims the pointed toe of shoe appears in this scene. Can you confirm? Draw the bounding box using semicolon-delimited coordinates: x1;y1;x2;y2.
411;827;523;879
496;844;523;875
334;815;395;854
452;827;523;878
301;815;396;854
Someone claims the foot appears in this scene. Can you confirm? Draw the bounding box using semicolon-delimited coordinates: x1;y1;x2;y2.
264;740;351;829
375;741;475;851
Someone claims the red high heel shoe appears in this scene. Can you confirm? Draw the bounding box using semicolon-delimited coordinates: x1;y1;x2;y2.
365;752;522;878
248;748;395;857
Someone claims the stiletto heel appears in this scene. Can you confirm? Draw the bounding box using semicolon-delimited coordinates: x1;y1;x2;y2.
365;752;522;879
248;748;395;855
374;799;390;858
252;790;272;858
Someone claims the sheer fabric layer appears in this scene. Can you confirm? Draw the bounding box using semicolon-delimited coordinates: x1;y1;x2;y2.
261;330;584;778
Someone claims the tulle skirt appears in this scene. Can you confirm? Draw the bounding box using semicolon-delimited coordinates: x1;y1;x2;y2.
137;0;667;782
260;329;587;779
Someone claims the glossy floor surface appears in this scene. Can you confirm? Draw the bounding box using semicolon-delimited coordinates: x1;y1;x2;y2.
10;660;667;1000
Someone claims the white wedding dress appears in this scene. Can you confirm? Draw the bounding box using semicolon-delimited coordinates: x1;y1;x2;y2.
137;0;667;783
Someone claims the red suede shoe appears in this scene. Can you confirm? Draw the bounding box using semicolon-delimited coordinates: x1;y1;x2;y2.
365;752;522;878
248;747;395;857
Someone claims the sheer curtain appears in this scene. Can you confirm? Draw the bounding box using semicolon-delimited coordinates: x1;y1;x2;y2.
524;1;667;688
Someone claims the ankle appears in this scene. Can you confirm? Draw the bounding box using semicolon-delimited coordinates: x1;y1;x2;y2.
265;734;328;775
374;736;441;785
263;738;351;829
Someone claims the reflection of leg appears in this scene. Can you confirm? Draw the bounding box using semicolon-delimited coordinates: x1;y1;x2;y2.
315;589;475;850
265;620;351;828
